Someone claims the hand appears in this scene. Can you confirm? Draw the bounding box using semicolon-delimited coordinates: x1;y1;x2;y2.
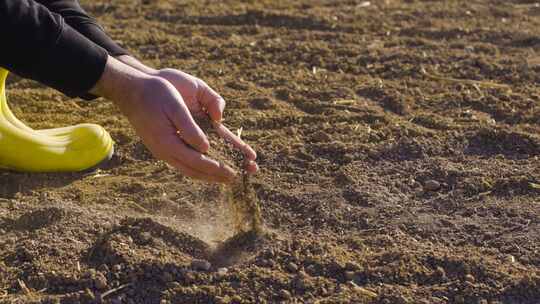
125;77;241;183
92;56;237;183
155;68;258;174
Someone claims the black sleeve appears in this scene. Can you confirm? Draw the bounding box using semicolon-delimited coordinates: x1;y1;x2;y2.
0;0;108;98
36;0;128;57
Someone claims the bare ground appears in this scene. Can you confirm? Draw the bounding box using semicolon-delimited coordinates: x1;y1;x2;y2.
1;0;539;303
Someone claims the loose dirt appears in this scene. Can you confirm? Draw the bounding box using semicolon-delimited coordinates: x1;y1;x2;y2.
1;0;539;303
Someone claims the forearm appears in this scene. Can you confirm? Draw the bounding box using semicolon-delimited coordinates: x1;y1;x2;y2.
90;55;150;112
0;0;108;98
36;0;128;57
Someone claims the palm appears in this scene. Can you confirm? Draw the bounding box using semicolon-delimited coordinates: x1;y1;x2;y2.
156;69;219;119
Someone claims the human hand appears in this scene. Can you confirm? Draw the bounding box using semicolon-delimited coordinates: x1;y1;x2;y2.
92;56;237;183
124;77;241;183
155;68;258;174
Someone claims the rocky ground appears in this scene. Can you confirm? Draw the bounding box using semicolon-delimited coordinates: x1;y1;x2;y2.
1;0;539;303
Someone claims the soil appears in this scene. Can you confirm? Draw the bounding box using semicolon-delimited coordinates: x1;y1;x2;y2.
1;0;539;303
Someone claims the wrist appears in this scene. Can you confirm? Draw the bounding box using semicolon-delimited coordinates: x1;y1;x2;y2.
90;55;150;111
116;55;159;76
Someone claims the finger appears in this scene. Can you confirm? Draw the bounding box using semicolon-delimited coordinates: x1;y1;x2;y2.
245;160;259;175
199;83;226;122
212;122;257;160
171;136;237;182
166;156;230;183
166;89;210;153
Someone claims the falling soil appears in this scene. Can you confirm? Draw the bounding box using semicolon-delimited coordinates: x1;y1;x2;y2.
195;115;263;235
1;0;540;303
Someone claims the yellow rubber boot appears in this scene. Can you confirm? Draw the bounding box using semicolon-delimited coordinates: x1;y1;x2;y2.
0;68;114;172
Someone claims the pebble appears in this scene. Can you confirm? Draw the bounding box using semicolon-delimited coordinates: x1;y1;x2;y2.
191;259;211;271
465;274;475;283
250;97;274;110
424;180;441;191
217;267;228;275
139;232;152;244
305;264;317;276
279;289;292;299
286;262;299;273
313;131;332;142
112;264;123;272
93;273;108;290
506;255;516;263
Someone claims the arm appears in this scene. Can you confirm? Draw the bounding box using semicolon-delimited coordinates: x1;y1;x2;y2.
36;0;128;57
36;1;258;174
0;0;108;98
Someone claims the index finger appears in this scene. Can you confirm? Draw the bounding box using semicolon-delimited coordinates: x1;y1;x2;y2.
211;121;257;161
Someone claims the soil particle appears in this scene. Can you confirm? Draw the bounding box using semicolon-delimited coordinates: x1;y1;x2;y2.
249;97;275;110
217;267;228;275
191;259;212;271
195;115;264;235
465;274;476;283
287;261;299;273
424;179;441;191
279;289;292;300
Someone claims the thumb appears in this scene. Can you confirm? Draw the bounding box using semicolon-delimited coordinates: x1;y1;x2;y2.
167;91;210;153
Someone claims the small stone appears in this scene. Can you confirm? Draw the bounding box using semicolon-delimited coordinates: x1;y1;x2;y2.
424;180;441;191
113;264;122;272
279;289;292;299
465;274;475;283
297;270;309;279
217;267;228;275
249;97;274;110
305;264;317;276
93;273;108;290
191;259;211;271
286;262;299;273
139;232;152;244
506;255;516;263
